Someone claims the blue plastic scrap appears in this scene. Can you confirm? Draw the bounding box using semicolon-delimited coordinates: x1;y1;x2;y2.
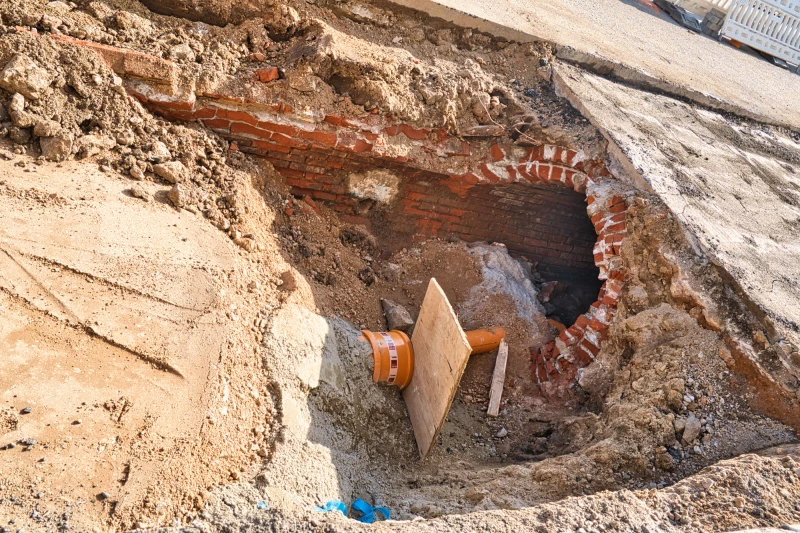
257;501;269;510
313;499;390;523
351;498;390;523
314;500;347;516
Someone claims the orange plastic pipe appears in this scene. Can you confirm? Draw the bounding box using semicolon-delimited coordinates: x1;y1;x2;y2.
465;328;507;355
361;329;415;390
360;327;505;389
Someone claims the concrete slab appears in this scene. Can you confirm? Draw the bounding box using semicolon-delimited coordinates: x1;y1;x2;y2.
387;0;800;130
552;63;800;354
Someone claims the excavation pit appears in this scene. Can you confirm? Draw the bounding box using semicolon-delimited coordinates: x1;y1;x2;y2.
255;136;627;519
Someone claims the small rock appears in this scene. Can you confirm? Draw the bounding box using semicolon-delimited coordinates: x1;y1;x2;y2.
153;161;186;183
33;118;61;138
20;407;31;414
381;298;414;332
170;43;195;63
734;496;746;508
167;183;191;208
76;134;115;158
114;129;135;146
129;184;151;202
129;166;145;181
682;415;702;445
148;141;171;163
234;237;256;252
0;54;53;100
8;92;24;114
496;428;508;438
19;438;36;446
97;492;110;501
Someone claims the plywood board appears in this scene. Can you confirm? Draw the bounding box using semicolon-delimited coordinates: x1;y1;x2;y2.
487;339;508;417
403;278;473;459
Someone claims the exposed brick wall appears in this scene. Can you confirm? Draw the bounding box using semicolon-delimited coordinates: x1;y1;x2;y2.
47;36;630;394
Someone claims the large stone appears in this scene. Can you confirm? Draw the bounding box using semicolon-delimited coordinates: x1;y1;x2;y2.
0;55;53;100
153;161;186;183
381;298;414;333
40;133;74;162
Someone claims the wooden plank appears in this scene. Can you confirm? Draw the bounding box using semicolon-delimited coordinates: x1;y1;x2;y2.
487;339;508;418
402;278;472;459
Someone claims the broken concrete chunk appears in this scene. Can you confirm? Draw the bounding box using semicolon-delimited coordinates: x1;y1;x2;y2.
381;298;414;332
0;55;53;100
39;132;73;162
153;161;186;183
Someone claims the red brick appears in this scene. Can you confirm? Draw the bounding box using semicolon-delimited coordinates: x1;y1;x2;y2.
271;133;309;148
194;107;217;119
608;201;627;214
299;130;338;147
575;346;594;365
51;34;175;82
580;339;601;357
350;139;373;153
399;124;430;141
324;115;355;128
252;139;291;153
230;122;272;139
605;222;627;234
202;118;231;131
479;163;501;183
490;144;506;162
505;165;518;182
255;67;280;82
225;110;258;125
257;121;298;137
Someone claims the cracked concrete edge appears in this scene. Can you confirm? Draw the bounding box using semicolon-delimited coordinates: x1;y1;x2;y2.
382;0;798;132
551;65;711;265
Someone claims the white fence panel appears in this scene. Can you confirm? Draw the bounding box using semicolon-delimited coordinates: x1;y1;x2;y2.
721;0;800;65
675;0;734;16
